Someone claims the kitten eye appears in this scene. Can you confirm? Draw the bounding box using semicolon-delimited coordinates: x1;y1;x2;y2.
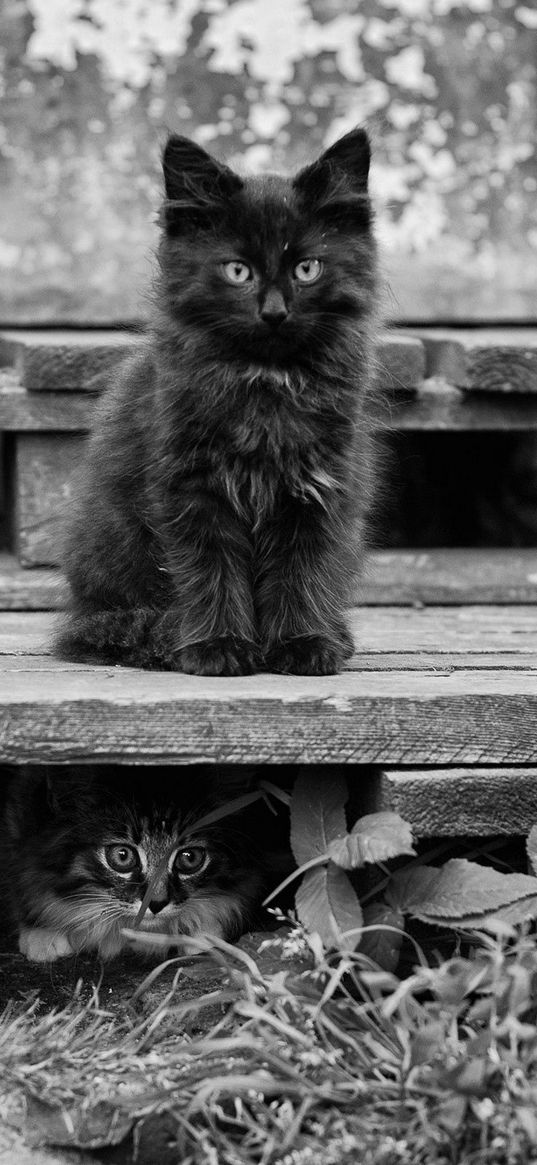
173;846;208;876
294;258;322;284
104;844;139;874
222;261;252;285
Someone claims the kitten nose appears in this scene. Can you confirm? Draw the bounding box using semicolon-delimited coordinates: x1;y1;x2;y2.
148;898;167;915
259;288;288;327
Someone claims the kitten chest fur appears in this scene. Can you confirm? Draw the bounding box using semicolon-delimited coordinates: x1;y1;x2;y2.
154;353;361;534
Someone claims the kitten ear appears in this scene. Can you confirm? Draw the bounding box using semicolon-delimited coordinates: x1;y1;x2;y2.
316;127;371;188
294;127;371;227
162;135;243;235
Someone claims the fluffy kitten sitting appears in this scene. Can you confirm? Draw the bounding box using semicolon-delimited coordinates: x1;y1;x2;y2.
57;128;377;676
3;768;263;962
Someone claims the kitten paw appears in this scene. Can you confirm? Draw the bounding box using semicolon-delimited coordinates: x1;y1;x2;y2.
179;637;259;676
19;926;73;963
266;635;347;676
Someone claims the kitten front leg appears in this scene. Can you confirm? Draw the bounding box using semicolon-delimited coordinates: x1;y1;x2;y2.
19;925;73;962
162;490;258;675
257;499;355;676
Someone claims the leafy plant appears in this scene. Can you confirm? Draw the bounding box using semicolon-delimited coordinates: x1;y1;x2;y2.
266;773;537;970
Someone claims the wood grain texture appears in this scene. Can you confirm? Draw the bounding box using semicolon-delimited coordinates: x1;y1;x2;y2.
0;608;535;765
7;331;425;393
13;434;85;566
2;607;537;658
0;663;535;765
0;377;94;430
361;549;537;605
2;550;537;610
15;335;141;391
373;767;537;836
467;346;537;394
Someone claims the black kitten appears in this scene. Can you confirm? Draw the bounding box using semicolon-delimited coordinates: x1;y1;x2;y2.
57;128;378;675
2;768;264;962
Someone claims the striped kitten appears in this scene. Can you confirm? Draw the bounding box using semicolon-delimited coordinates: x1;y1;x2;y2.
3;767;264;962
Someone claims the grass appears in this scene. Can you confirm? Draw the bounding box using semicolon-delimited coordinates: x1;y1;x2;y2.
3;924;537;1164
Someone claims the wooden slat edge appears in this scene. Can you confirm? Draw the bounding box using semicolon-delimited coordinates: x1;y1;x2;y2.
2;550;537;610
371;767;537;836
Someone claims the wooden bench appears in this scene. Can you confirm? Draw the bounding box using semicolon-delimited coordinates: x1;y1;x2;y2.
0;329;536;842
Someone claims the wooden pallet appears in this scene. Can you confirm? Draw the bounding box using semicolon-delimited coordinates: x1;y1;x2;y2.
3;327;537;565
1;329;537;843
1;603;536;838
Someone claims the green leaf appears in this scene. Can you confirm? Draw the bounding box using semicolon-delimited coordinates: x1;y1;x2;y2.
295;863;363;951
328;812;415;869
290;770;348;867
388;859;537;931
359;901;405;971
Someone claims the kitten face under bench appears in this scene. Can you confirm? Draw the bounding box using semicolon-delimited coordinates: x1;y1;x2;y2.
3;769;263;962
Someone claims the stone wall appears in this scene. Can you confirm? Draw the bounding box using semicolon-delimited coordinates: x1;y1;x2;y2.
0;0;536;322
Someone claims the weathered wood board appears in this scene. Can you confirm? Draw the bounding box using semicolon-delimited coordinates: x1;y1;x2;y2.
0;555;66;609
372;767;537;837
415;330;537;391
0;608;535;766
3;607;537;659
362;549;537;605
1;550;537;610
0;660;535;766
7;331;426;393
14;335;140;392
5;329;537;395
0;376;94;430
13;434;85;566
4;379;537;436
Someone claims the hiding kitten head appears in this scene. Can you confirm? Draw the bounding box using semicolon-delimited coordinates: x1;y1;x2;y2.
157;128;376;368
5;768;264;961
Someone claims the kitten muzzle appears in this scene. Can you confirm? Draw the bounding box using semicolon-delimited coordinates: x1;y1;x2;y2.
258;287;288;328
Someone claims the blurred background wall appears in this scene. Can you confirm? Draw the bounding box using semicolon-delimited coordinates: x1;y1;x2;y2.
0;0;536;324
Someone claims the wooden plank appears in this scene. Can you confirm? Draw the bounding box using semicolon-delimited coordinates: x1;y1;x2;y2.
4;331;425;393
372;767;537;836
467;346;537;394
6;327;537;400
16;335;140;391
374;335;425;391
13;434;85;566
361;549;537;605
2;652;536;674
410;328;537;391
1;330;140;392
416;335;469;386
2;607;537;658
3;379;537;433
0;376;94;430
412;328;537;346
0;607;534;765
2;550;537;611
388;380;537;430
0;555;66;609
0;661;535;765
3;377;537;432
